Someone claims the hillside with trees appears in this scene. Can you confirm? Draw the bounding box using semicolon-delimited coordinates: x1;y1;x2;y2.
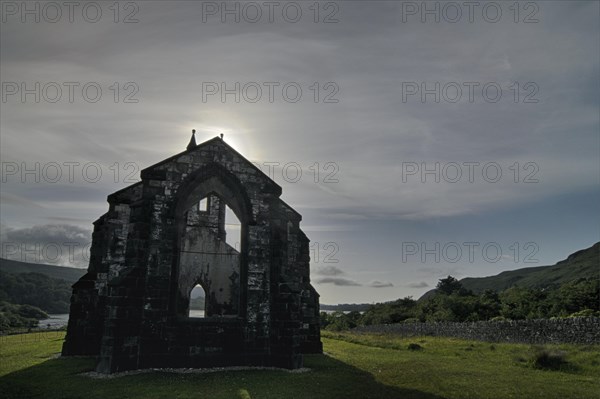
321;275;600;331
419;242;599;301
321;243;599;331
0;260;82;332
0;301;48;332
458;241;599;293
0;271;73;314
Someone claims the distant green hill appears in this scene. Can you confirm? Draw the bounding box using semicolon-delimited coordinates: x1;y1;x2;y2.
0;258;86;283
420;242;599;300
460;242;599;293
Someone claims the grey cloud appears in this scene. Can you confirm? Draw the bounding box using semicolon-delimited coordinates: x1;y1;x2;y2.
1;1;597;305
1;224;92;268
3;2;598;224
369;280;394;288
2;224;91;243
314;277;361;287
313;265;344;276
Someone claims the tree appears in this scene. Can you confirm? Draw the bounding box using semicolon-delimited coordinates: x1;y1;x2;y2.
475;289;501;320
320;311;361;331
499;286;548;320
360;297;417;325
436;276;463;295
547;278;600;317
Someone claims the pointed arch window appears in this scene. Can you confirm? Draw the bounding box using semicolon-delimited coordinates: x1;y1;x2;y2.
188;283;206;318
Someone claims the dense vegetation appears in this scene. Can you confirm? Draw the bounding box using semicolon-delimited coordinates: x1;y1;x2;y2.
0;301;48;331
321;276;600;331
0;271;72;314
322;242;599;315
1;331;599;398
0;260;83;331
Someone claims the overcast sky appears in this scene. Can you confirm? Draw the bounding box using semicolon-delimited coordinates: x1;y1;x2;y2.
1;1;598;304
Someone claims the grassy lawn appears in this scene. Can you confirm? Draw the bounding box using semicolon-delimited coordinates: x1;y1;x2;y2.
0;331;599;399
322;331;600;399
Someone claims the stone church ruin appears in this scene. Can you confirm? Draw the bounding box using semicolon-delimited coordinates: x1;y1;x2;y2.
62;131;322;373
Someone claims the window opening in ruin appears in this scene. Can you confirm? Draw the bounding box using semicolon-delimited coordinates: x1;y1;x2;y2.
188;284;206;318
225;205;241;252
198;197;208;212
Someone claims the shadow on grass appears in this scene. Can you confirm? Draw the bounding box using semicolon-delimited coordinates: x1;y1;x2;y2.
0;354;448;399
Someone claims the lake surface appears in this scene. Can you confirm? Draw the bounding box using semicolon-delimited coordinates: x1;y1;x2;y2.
38;314;69;329
189;310;205;318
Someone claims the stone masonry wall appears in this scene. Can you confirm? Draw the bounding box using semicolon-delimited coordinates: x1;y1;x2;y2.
353;317;600;345
64;135;322;373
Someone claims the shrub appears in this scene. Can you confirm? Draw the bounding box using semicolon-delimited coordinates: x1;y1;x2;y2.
530;346;569;370
407;343;423;351
0;301;47;332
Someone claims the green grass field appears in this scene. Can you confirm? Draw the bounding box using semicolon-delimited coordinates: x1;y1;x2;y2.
1;331;599;399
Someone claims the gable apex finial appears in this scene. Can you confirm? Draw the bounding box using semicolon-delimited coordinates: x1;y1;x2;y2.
187;129;197;151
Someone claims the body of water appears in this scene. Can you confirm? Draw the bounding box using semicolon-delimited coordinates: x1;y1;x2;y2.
189;310;205;318
38;314;69;329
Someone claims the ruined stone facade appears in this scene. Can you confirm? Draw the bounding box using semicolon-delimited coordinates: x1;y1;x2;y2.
62;134;322;373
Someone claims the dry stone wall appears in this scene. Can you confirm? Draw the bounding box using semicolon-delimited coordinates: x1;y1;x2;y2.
353;317;600;345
